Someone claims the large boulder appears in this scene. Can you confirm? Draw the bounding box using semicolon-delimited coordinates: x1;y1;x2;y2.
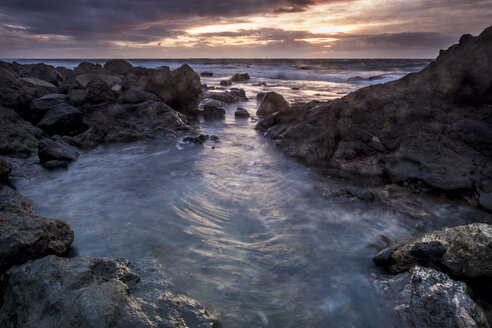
0;212;73;273
0;256;216;328
230;73;250;82
37;104;89;136
255;26;492;209
235;107;250;118
257;91;290;116
74;61;107;75
28;93;68;124
14;63;63;87
375;266;489;328
199;99;226;120
104;59;133;75
117;87;159;104
205;88;247;103
373;223;492;278
83;77;119;104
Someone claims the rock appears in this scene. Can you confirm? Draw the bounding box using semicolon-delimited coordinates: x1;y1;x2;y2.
344;186;376;202
205;88;247;103
256;26;492;204
0;106;44;158
74;61;106;75
256;92;266;101
230;73;250;82
83;77;119;104
199;99;226;120
0;256;216;328
220;79;232;86
0;158;12;183
28;93;68;124
38;138;79;168
75;73;122;89
0;212;73;273
104;59;133;74
235;107;250;118
375;266;489;328
0;185;33;214
37;104;89;136
18;77;57;89
373;223;492;278
68;89;86;106
184;134;209;144
200;71;213;77
14;63;63;87
257;91;290;116
117;87;159;104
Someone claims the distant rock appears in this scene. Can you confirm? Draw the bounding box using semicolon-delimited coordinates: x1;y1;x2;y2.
230;73;250;82
0;212;73;273
235;107;250;118
103;59;133;74
74;61;106;75
200;71;213;77
0;256;216;328
204;88;247;103
37;104;88;136
257;91;290;116
199;99;226;120
220;79;232;86
375;266;489;328
373;223;492;278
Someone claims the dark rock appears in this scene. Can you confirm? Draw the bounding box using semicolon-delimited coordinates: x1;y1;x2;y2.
40;160;68;169
117;87;159;104
210;135;219;142
375;266;489;328
0;212;73;273
0;256;216;328
0;185;33;214
257;91;290;116
104;59;133;74
37;104;88;136
84;77;119;104
230;73;250;82
0;158;12;183
184;134;209;144
38;138;79;167
373;223;492;278
200;71;213;77
220;80;232;86
199;99;226;120
68;89;86;106
28;93;68;124
256;92;266;101
344;186;376;202
14;63;63;87
74;61;106;75
205;88;247;103
235;107;250;118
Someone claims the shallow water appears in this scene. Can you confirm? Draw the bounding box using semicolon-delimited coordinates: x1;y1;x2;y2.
11;60;492;327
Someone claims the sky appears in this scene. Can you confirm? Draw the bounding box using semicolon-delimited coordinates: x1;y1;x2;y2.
0;0;491;59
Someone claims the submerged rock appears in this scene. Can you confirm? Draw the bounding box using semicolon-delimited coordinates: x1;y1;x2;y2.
235;107;250;118
0;212;73;273
0;256;216;328
200;71;213;77
199;99;226;120
204;88;247;103
375;266;489;328
230;73;250;82
373;223;492;278
257;91;290;116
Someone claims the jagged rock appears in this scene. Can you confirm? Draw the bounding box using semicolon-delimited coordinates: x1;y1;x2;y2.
256;26;492;208
13;63;63;87
38;138;79;168
0;212;73;273
0;158;12;183
117;87;159;104
0;185;33;214
18;77;57;89
375;266;489;328
235;107;250;118
184;134;209;144
28;93;68;124
0;256;216;328
199;99;226;120
256;92;266;101
257;91;290;116
104;59;133;75
200;71;213;77
0;106;44;158
373;223;492;278
74;61;107;75
230;73;250;82
76;73;122;89
37;104;88;136
204;88;247;103
83;77;119;104
220;80;232;86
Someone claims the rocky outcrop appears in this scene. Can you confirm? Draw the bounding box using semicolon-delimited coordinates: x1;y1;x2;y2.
375;266;489;328
257;91;290;116
235;107;250;118
255;26;492;210
0;212;73;273
0;256;216;328
199;99;226;120
373;223;492;278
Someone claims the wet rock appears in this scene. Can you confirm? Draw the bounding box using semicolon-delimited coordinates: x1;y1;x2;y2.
256;92;266;101
104;59;133;75
230;73;250;82
373;223;492;278
220;79;232;86
38;138;79;168
200;71;213;77
0;212;73;273
37;104;88;136
235;107;250;118
199;99;226;120
117;87;159;104
0;158;12;183
205;88;247;103
375;266;489;328
344;186;376;202
0;256;216;328
184;134;209;144
0;185;33;214
28;93;68;124
257;91;290;116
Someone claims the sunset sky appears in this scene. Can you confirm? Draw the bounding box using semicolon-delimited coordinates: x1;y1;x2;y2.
0;0;490;58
